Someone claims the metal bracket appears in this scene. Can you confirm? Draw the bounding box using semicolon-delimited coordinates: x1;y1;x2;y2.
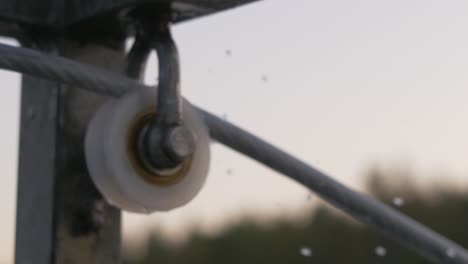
126;6;195;171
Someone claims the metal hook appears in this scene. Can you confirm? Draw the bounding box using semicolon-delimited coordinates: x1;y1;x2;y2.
126;5;195;171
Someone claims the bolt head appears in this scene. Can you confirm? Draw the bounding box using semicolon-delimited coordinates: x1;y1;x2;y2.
164;126;196;162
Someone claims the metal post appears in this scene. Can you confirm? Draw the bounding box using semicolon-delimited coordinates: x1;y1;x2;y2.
15;37;125;263
7;2;258;263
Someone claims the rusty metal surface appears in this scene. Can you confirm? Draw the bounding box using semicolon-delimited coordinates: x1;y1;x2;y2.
15;38;124;264
0;0;259;30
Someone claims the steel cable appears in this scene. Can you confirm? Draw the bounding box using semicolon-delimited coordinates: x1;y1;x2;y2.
0;43;143;96
0;42;467;263
198;107;468;264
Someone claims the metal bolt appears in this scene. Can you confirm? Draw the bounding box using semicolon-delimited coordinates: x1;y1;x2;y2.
140;123;195;171
163;125;195;163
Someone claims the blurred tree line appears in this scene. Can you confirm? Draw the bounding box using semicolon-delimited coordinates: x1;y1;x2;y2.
124;168;468;264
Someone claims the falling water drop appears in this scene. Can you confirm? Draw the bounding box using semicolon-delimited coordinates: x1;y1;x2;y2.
393;197;405;207
375;246;387;257
300;247;312;257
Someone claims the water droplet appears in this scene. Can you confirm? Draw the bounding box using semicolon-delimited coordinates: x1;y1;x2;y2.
446;248;456;258
226;168;233;175
375;246;387;257
225;49;232;56
300;247;312;257
306;193;313;201
261;74;269;83
222;113;228;120
393;197;405;207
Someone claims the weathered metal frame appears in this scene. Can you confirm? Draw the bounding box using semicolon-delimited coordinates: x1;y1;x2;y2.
15;40;126;264
0;0;259;29
11;1;467;264
15;63;60;264
4;36;468;263
9;2;258;263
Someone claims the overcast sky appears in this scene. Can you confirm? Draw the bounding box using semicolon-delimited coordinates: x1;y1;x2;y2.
3;0;468;262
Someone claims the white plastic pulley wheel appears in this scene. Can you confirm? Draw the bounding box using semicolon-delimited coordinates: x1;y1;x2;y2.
85;86;210;213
